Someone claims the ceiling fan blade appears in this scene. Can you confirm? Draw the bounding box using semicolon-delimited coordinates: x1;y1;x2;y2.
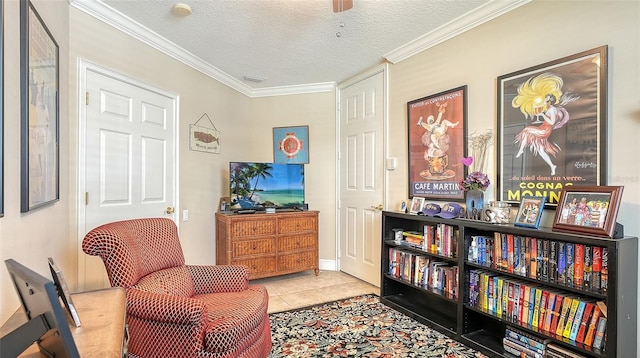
333;0;353;13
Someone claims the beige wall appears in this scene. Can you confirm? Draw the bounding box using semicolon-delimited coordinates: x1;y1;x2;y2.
387;0;640;235
1;2;639;345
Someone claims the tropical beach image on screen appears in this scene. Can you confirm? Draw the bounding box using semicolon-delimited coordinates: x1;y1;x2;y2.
229;162;305;209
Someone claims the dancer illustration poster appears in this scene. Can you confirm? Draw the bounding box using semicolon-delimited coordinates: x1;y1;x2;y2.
497;46;607;206
408;86;467;200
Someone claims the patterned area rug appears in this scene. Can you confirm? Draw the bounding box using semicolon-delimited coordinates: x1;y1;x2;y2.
269;294;488;357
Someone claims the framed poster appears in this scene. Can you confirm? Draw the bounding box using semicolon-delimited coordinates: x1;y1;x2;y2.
20;0;60;212
497;46;607;207
552;185;623;238
407;86;467;200
273;125;309;164
189;124;220;154
1;0;4;217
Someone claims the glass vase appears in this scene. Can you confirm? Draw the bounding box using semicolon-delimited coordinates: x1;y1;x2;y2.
465;189;484;219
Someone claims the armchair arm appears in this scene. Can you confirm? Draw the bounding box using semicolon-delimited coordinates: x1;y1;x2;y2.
187;265;249;294
126;288;207;326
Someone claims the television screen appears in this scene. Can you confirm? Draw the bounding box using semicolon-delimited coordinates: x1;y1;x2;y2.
230;162;304;210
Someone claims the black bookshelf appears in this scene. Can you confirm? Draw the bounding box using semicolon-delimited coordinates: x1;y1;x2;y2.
381;210;638;358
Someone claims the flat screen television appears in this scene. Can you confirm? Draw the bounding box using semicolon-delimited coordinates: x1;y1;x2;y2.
229;162;305;210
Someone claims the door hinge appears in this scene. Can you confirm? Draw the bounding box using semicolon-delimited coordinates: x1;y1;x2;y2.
85;192;88;206
85;92;89;105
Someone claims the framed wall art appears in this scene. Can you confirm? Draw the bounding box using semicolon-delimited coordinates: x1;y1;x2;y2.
273;125;309;164
20;0;60;212
514;195;546;229
552;185;623;238
407;86;467;201
189;113;220;154
496;46;607;207
1;0;4;217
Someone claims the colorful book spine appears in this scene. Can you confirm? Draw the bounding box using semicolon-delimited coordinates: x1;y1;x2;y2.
592;316;607;349
563;298;581;338
522;284;531;324
542;239;550;282
591;246;602;292
549;240;557;283
574;244;585;288
531;287;543;328
549;293;564;334
543;291;557;332
566;243;575;287
576;302;595;343
569;300;586;340
505;326;549;352
502;337;544;358
556;295;573;336
536;239;544;280
507;234;514;273
601;248;608;293
583;245;592;290
584;305;603;346
557;241;566;285
513;236;521;275
529;238;537;279
538;289;549;330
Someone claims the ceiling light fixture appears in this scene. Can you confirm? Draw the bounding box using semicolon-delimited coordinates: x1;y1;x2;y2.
172;3;192;16
243;75;266;83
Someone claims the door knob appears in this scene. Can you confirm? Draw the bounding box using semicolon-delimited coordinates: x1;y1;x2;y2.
165;207;175;214
371;204;383;211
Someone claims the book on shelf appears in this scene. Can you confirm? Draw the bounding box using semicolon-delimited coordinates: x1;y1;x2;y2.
414;255;429;288
556;295;574;336
502;337;544;358
591;246;602;292
542;290;558;333
576;301;595;344
546;343;588;358
592;315;607;350
507;234;514;274
563;297;581;338
566;243;575;287
574;244;585;288
583;245;592;290
505;326;550;352
549;240;558;283
549;292;564;334
537;288;550;330
529;237;537;280
557;241;566;285
542;239;550;282
569;299;587;341
584;303;603;347
536;238;544;281
521;283;531;324
601;247;608;293
531;285;543;328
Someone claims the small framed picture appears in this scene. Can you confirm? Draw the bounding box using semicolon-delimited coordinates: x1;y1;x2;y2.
48;257;82;327
409;197;425;214
552;185;624;238
514;196;546;229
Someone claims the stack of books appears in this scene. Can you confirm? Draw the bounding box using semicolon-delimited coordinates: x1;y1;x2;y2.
503;326;549;358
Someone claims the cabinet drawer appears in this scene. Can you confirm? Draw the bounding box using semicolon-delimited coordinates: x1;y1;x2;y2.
278;251;317;271
232;239;275;258
230;219;276;238
278;216;317;234
277;234;317;252
233;257;276;276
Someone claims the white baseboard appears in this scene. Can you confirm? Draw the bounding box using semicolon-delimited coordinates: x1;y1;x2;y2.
319;259;337;271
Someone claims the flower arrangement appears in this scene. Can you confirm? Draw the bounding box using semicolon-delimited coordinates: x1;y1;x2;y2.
458;157;490;192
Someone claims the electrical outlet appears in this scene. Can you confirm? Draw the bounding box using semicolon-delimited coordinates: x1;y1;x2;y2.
183;210;189;221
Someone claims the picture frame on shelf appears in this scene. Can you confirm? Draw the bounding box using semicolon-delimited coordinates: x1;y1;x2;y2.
407;86;467;201
20;0;60;212
273;125;309;164
552;185;623;238
496;46;608;208
514;195;546;229
409;196;425;214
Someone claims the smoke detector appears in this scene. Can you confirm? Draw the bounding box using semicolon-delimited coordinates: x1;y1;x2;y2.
172;3;192;16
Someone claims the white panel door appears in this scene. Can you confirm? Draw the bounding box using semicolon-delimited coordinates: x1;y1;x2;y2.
78;65;177;290
338;70;385;286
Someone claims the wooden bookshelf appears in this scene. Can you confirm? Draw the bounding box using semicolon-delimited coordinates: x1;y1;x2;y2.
381;210;637;357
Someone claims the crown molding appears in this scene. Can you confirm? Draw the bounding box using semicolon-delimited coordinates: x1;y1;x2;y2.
69;0;335;98
383;0;531;64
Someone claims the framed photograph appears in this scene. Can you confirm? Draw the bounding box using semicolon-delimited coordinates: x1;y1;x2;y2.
409;196;425;214
48;257;82;327
497;46;607;208
552;185;623;238
407;86;467;200
514;196;546;229
20;0;60;212
273;125;309;164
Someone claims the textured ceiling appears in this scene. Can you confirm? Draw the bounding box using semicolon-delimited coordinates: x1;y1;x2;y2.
74;0;528;96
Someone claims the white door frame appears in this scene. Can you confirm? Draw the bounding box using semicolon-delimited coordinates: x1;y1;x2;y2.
76;59;179;290
335;63;389;273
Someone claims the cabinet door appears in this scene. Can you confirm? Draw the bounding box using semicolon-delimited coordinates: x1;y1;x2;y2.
230;219;276;238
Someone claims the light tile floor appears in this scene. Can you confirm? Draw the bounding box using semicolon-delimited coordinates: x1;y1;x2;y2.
251;270;379;313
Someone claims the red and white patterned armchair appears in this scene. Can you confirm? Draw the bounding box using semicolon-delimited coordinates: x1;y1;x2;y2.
82;218;272;358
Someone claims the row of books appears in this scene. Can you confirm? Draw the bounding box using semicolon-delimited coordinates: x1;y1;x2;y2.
469;269;607;349
388;248;458;299
468;234;608;293
502;326;589;358
394;223;458;258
